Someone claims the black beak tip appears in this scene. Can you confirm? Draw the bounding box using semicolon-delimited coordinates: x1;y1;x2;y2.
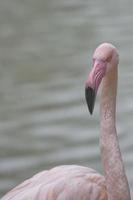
85;86;96;115
89;107;93;115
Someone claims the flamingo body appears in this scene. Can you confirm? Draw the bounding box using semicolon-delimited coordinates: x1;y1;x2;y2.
1;165;107;200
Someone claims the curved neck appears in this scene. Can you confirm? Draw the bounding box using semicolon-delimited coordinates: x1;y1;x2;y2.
100;66;131;200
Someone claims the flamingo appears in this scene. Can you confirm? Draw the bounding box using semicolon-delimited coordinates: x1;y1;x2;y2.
1;43;131;200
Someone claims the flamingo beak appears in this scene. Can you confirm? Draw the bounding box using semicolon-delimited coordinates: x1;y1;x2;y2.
85;59;107;114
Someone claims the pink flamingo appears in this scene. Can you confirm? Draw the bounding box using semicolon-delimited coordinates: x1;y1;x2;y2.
1;43;131;200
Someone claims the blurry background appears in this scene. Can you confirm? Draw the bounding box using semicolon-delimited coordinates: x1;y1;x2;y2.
0;0;133;198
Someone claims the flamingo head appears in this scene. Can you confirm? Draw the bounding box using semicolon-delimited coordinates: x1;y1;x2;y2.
85;43;118;114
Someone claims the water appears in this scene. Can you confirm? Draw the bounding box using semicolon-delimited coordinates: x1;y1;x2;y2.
0;0;133;198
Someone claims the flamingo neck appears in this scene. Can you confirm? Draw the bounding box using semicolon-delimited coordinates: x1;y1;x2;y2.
100;66;131;200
